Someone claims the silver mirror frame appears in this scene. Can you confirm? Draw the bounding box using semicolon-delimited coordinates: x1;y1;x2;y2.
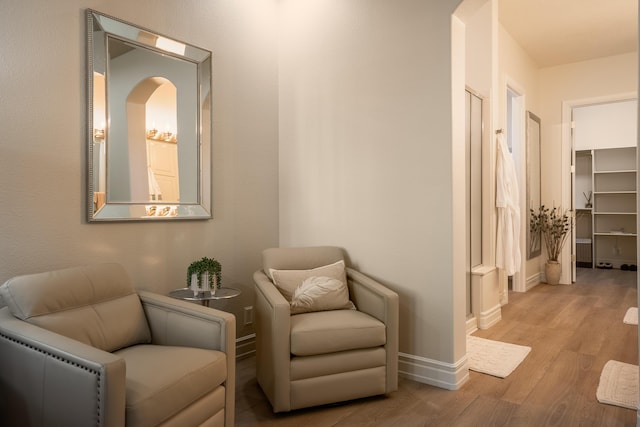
86;9;212;222
526;111;542;259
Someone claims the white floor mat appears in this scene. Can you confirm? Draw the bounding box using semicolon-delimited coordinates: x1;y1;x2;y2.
623;307;638;325
597;360;638;410
466;335;531;378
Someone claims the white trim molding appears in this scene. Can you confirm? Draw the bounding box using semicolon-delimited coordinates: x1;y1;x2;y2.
236;333;256;359
526;272;541;291
398;352;469;390
466;316;479;335
477;303;502;330
471;265;502;330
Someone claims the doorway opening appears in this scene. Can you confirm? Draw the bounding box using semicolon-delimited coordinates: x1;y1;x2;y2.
569;97;638;281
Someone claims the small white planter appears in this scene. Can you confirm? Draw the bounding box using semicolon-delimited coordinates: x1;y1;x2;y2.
190;272;217;295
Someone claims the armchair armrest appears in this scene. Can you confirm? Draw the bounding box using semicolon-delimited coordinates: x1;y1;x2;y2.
138;290;235;354
253;270;292;412
0;308;126;427
138;290;236;427
346;267;399;392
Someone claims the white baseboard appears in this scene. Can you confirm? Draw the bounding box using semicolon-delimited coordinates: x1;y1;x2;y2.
526;272;541;291
466;316;478;335
398;352;468;390
477;303;501;330
236;333;256;359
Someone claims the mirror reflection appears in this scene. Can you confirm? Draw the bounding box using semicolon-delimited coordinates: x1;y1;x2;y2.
88;10;212;221
527;111;542;259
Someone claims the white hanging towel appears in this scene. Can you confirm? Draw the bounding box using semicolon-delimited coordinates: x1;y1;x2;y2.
495;133;521;276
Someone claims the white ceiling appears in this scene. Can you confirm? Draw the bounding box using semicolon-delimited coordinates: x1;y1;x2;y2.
499;0;638;67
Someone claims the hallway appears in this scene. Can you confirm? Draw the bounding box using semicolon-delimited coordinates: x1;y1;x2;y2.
468;268;637;425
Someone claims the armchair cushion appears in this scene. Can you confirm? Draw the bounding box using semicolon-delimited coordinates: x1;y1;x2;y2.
290;276;355;314
290;309;386;356
0;263;150;352
269;260;348;301
114;345;227;427
290;347;387;380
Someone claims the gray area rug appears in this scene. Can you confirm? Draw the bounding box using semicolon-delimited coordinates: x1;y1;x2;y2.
466;336;531;378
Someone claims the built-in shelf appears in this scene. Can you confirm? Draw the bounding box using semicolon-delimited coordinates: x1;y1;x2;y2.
575;146;637;269
593;191;636;195
594;170;636;174
593;212;637;215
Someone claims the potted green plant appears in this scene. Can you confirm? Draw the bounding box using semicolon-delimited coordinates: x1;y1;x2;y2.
187;257;222;294
530;205;571;284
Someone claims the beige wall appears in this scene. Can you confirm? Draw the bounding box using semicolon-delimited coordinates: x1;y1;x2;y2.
278;0;467;387
0;0;280;338
464;0;494;98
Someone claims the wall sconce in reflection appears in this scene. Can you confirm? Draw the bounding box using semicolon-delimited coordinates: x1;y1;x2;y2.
146;128;177;143
94;128;105;141
145;205;178;217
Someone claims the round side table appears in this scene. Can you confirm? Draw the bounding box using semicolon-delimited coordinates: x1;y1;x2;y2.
169;287;241;307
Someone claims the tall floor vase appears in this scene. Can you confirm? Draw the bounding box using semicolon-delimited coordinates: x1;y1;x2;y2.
545;261;561;285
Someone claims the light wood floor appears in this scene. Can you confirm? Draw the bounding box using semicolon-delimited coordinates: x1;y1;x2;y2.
235;268;638;426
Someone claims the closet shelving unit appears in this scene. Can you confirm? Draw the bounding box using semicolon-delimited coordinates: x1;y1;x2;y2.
575;150;593;267
576;147;637;269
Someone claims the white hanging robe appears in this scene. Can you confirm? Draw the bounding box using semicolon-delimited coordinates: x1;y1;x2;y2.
495;133;521;276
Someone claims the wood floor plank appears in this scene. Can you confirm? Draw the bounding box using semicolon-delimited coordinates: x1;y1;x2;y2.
563;306;617;356
236;268;638;426
448;395;518;426
547;294;600;331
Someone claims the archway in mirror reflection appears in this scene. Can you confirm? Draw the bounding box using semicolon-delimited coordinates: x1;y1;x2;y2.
126;77;180;203
106;36;198;205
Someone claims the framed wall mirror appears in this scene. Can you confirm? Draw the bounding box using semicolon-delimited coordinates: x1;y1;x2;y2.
87;10;212;221
526;111;542;259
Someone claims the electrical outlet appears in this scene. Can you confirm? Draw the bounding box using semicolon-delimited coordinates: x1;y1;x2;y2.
243;306;254;326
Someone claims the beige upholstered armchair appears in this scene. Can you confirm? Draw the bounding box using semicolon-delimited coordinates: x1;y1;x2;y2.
0;263;235;427
253;246;399;412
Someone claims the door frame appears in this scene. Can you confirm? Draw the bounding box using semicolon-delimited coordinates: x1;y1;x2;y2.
562;91;637;283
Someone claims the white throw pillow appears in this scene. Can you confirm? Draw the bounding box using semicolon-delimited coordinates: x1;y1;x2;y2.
290;276;356;315
269;260;347;301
